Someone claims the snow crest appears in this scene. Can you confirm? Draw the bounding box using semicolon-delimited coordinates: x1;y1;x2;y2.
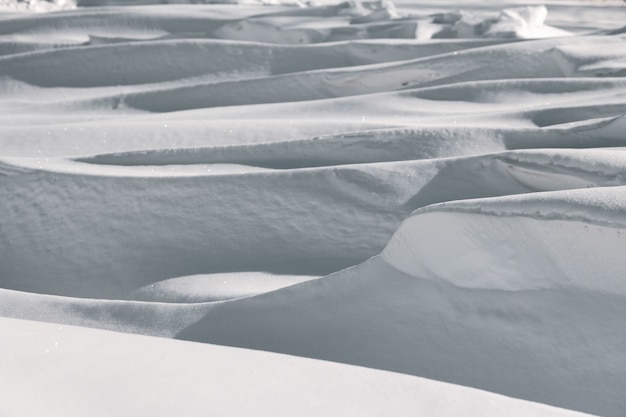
382;186;626;294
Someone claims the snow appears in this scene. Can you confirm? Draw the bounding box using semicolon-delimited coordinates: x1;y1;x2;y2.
1;0;625;416
0;317;592;417
382;186;626;294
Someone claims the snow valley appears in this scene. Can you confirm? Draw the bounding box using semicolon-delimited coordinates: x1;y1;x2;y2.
1;0;625;416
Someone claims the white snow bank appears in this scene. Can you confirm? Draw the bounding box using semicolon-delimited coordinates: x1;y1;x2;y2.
487;6;571;39
0;317;593;417
131;272;318;302
175;188;626;416
2;147;624;299
0;287;212;337
3;35;623;118
382;185;626;294
429;6;572;39
177;248;626;416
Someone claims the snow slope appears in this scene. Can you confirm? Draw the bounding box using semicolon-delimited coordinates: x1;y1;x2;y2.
0;317;593;417
1;0;625;416
171;189;626;417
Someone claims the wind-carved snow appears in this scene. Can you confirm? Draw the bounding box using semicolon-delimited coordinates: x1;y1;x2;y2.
382;186;626;294
1;1;626;417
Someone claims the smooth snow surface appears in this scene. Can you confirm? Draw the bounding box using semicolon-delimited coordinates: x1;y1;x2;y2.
1;0;625;416
0;317;592;417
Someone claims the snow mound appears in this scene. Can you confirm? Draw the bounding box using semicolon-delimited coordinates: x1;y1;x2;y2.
487;6;571;39
131;272;318;302
383;186;626;294
174;187;626;417
0;317;593;417
427;5;572;40
0;0;75;11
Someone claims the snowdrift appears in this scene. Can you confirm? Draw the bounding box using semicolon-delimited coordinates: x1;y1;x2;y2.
1;0;626;416
173;188;626;417
0;316;592;417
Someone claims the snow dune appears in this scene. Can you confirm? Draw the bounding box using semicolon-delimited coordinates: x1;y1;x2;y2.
0;317;592;417
1;0;626;416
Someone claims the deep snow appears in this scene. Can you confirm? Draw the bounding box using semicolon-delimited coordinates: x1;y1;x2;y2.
1;0;625;415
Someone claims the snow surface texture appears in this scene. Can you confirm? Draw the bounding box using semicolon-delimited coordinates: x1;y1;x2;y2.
1;0;626;416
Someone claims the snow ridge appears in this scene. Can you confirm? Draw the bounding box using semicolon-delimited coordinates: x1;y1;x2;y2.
2;1;626;416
